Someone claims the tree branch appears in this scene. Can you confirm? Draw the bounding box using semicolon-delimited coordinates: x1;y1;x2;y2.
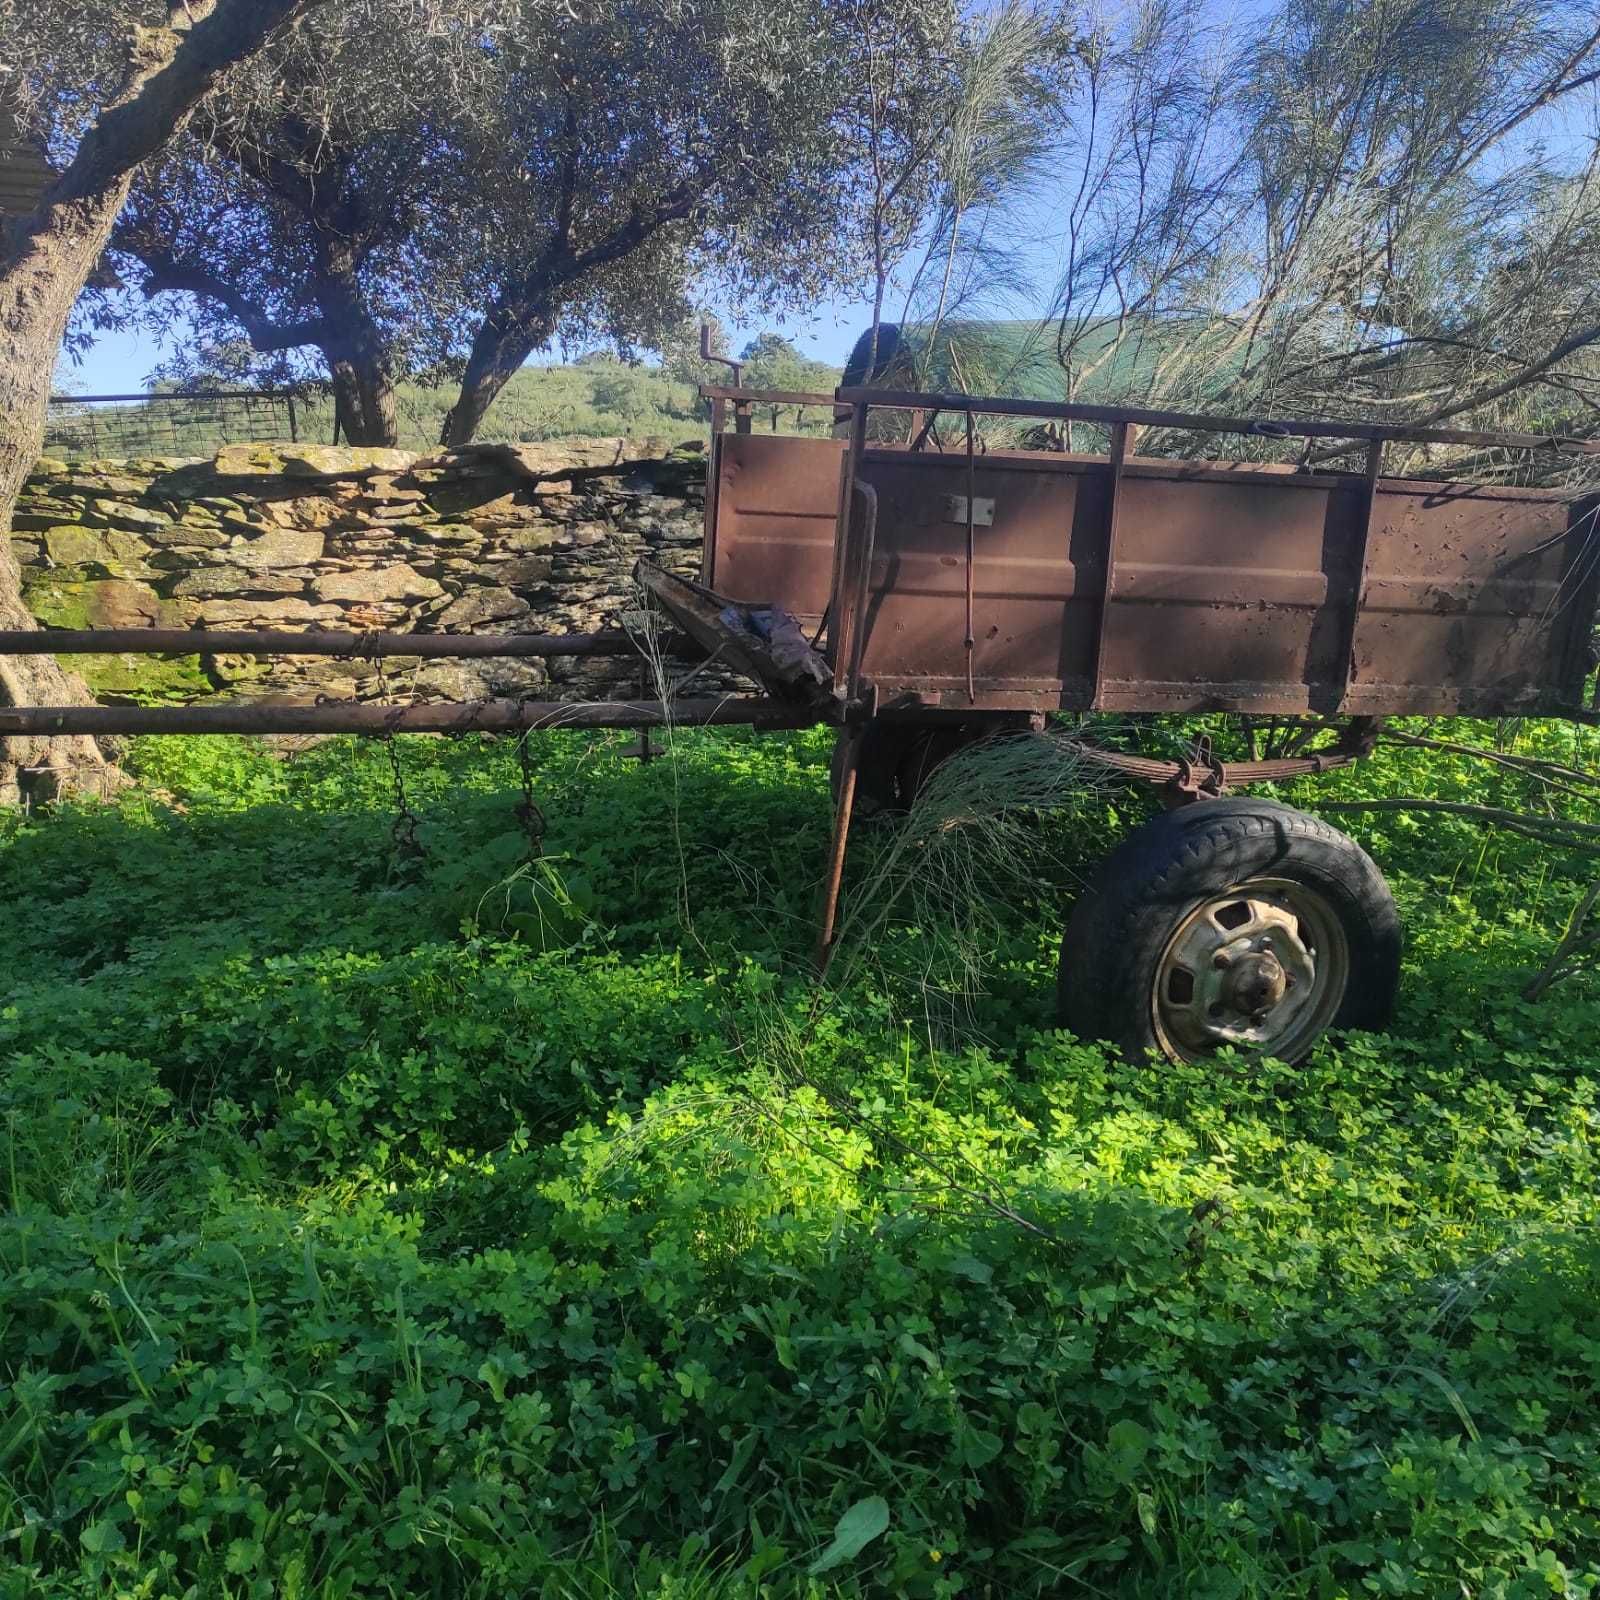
130;242;328;353
42;0;328;212
559;172;707;281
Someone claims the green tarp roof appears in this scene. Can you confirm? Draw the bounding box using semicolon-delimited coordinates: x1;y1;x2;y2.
841;318;1191;404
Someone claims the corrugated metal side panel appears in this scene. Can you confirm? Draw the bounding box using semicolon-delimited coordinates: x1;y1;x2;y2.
1347;484;1599;715
708;434;1597;717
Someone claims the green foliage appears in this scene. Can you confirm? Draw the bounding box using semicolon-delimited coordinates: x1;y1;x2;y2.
2;721;1600;1597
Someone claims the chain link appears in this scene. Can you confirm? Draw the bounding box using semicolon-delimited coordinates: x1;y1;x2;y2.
373;652;424;868
515;728;546;859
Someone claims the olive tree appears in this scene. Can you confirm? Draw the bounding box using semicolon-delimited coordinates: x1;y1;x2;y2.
106;0;913;449
110;3;500;445
433;0;873;445
0;0;334;802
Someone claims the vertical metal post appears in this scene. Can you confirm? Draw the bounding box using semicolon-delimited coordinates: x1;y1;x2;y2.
1337;439;1385;710
813;724;864;976
964;407;977;703
1090;421;1130;708
829;402;871;698
701;405;725;582
845;481;879;702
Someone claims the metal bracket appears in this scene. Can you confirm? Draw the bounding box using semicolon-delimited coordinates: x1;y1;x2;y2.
942;494;994;526
1166;733;1228;805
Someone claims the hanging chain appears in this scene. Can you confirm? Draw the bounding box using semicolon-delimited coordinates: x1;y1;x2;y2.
373;651;424;866
514;728;546;859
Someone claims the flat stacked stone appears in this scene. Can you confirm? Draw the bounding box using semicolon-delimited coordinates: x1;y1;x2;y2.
12;437;717;705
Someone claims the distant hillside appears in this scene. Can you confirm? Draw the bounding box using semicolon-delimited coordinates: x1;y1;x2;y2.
43;356;845;462
295;359;847;451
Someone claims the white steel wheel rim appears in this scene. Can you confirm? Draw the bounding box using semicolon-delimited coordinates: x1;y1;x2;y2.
1150;876;1350;1063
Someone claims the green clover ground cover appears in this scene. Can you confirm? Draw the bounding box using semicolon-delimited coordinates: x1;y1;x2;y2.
2;723;1600;1599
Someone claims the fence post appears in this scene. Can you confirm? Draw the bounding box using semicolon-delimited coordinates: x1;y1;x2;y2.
287;395;299;443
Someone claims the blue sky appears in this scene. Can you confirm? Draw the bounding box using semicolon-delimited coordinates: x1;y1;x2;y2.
56;0;1597;397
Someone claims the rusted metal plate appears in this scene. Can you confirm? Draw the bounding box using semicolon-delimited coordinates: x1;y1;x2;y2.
704;433;843;613
850;449;1108;701
704;434;1600;717
1347;483;1598;715
1094;466;1364;714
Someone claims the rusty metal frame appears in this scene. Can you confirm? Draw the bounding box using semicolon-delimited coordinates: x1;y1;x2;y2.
0;697;821;737
832;385;1600;454
758;385;1600;727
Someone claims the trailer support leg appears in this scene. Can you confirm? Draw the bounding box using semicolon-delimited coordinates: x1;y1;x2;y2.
814;724;863;977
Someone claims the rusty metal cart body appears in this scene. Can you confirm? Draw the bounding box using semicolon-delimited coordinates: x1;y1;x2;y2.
6;384;1600;1063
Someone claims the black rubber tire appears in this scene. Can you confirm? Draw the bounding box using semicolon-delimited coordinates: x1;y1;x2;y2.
1059;797;1401;1063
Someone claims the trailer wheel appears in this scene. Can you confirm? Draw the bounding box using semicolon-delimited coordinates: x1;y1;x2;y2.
1059;798;1400;1064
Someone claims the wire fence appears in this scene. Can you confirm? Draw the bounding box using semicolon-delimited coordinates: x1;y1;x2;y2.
42;391;303;462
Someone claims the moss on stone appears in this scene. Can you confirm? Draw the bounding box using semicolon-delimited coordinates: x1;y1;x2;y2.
16;574;206;699
41;526;156;576
67;652;212;703
24;574;162;630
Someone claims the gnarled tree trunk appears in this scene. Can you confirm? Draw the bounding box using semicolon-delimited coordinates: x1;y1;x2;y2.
0;0;328;804
440;302;556;447
319;250;400;447
324;303;400;447
329;351;399;447
0;202;126;805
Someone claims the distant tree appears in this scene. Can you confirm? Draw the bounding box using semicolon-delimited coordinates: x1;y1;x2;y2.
739;334;805;391
738;332;841;429
589;367;654;426
741;333;838;392
433;0;874;446
0;0;333;802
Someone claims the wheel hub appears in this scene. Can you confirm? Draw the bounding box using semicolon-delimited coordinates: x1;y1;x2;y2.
1151;877;1350;1062
1222;949;1288;1017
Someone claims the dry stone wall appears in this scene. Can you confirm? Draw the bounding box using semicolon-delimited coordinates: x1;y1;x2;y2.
11;438;710;704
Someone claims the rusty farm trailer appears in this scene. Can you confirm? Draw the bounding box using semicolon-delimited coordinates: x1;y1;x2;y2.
4;384;1599;1064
